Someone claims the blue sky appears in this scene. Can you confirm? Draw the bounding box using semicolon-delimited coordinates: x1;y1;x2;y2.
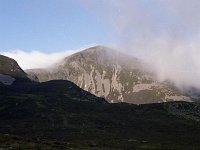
0;0;110;52
1;0;200;89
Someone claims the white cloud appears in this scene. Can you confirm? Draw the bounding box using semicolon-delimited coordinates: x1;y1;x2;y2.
83;0;200;90
1;50;75;70
0;44;96;70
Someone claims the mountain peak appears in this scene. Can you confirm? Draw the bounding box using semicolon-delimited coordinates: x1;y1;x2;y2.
83;45;112;53
63;45;141;69
81;45;121;55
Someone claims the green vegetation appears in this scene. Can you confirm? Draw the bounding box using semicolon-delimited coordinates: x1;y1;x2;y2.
0;79;200;149
1;48;200;149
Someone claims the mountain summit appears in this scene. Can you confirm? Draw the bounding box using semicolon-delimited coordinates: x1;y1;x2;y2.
27;46;192;104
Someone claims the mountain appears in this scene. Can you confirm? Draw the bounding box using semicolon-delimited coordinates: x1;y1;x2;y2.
27;46;192;104
1;54;200;149
0;54;30;85
0;54;107;104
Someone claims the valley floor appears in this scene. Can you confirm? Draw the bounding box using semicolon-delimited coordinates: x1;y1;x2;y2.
1;99;200;150
1;133;200;150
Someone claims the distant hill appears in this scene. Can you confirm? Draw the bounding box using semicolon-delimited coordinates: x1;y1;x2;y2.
0;55;26;77
0;54;31;85
27;46;192;104
0;54;107;103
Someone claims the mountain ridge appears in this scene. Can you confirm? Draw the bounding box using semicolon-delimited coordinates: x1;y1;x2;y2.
26;46;193;104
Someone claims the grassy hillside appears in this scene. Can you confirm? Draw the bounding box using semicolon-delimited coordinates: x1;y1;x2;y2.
0;80;200;149
1;53;200;149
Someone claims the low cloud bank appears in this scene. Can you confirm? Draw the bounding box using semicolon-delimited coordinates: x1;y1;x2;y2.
83;0;200;90
1;45;96;70
1;50;76;70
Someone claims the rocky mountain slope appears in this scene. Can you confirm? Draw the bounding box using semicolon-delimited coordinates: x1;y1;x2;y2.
27;46;192;104
0;54;106;104
0;54;30;85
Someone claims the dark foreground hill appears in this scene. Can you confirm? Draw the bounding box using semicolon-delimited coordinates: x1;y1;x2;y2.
1;81;200;149
1;54;200;149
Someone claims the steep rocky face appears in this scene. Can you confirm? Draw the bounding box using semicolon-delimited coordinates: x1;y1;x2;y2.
0;55;29;85
26;46;192;104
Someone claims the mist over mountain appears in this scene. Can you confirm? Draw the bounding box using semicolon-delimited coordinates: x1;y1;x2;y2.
27;46;194;104
2;1;200;149
3;0;200;97
1;53;200;149
1;48;82;70
83;0;200;91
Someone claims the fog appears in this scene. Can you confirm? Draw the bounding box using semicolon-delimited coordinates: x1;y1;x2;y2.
1;49;76;70
83;0;200;90
2;0;200;90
